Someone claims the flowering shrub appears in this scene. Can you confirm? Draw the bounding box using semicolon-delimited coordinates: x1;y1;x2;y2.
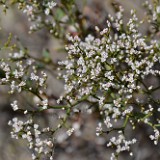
0;0;160;160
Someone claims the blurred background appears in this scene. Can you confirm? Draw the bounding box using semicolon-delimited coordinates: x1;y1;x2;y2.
0;0;160;160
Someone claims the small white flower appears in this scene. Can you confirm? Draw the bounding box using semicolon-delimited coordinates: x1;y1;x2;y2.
66;128;74;136
11;100;18;111
30;73;39;81
45;8;50;15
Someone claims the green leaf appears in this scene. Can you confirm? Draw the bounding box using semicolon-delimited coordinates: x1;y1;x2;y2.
55;8;65;21
42;49;51;63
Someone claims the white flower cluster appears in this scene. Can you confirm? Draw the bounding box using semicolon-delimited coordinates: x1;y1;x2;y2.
8;118;54;160
66;127;75;136
60;10;160;107
96;123;103;136
59;7;160;158
107;131;137;160
149;129;160;145
151;4;160;21
11;100;18;111
21;0;57;33
0;50;47;94
144;1;160;33
44;1;57;15
0;48;56;158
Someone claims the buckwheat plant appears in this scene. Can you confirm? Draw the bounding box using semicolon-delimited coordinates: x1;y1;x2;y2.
0;0;160;160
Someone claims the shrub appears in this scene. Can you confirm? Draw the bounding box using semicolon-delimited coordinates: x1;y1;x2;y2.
0;0;160;160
